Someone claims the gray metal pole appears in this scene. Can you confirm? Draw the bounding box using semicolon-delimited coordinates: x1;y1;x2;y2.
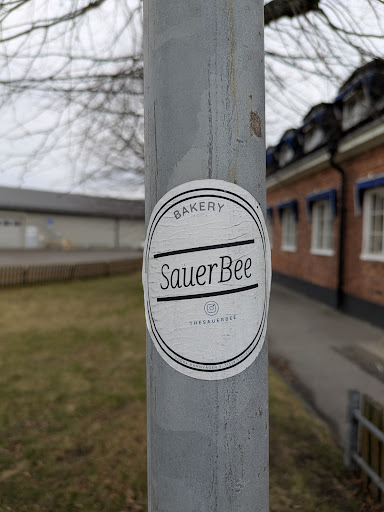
143;1;268;511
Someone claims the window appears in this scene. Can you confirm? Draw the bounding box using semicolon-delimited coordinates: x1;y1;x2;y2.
311;200;334;255
342;88;369;131
362;187;384;261
281;208;296;251
278;146;295;167
0;218;23;227
302;124;324;154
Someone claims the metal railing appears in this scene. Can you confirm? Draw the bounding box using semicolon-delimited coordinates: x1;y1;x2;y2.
345;390;384;503
0;258;142;287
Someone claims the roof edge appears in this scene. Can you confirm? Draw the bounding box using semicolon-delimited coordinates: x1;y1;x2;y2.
267;117;384;190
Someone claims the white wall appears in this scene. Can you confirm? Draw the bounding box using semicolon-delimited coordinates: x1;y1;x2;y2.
0;210;145;249
0;210;25;248
26;213;116;249
118;219;146;249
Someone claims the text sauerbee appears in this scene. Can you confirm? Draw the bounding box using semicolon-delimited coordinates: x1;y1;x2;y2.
160;254;253;290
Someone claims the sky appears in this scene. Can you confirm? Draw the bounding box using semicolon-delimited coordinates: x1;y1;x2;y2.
0;0;383;199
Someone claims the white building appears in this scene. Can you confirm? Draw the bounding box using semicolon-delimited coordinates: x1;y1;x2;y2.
0;186;145;250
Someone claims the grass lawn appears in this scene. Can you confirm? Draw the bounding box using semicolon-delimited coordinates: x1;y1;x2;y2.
0;272;378;511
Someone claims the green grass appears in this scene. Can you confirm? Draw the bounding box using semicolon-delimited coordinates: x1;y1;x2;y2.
0;273;378;511
0;275;147;512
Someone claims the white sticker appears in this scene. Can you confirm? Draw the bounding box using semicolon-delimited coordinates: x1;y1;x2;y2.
142;180;271;380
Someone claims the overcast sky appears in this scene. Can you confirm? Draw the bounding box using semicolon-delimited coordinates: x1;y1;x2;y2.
0;0;383;199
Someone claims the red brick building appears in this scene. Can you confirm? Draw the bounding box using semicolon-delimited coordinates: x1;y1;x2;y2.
266;60;384;328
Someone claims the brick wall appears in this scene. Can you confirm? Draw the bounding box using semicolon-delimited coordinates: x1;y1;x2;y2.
267;143;384;308
342;144;384;307
267;167;341;291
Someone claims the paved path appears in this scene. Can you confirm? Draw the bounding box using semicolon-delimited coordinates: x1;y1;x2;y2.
268;283;384;443
0;249;143;266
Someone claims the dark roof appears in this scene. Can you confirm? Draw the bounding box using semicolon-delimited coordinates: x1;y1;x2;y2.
338;59;384;94
303;103;334;125
266;60;384;178
0;186;144;219
280;128;298;143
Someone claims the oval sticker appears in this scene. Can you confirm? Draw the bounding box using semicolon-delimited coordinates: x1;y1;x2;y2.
142;180;271;380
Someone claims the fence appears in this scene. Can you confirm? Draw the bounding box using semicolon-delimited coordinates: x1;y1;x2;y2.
0;258;142;287
345;390;384;504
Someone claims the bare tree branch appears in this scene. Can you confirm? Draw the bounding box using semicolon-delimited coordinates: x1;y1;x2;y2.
265;0;320;25
0;0;383;196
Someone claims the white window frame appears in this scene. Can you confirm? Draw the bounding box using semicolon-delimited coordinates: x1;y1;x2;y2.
302;124;324;154
281;208;297;252
361;186;384;262
278;146;295;168
342;87;370;131
310;200;335;256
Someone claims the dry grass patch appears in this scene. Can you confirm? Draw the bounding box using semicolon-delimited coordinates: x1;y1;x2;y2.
0;272;378;511
0;274;147;512
269;369;380;512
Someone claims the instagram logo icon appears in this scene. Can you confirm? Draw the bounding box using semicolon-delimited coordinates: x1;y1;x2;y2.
204;301;219;316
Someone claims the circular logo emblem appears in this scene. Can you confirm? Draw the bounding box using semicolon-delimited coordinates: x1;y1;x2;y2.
142;180;271;380
204;301;219;316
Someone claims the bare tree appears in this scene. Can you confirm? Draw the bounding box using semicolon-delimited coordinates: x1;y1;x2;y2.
0;1;144;194
0;0;383;195
265;0;384;137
